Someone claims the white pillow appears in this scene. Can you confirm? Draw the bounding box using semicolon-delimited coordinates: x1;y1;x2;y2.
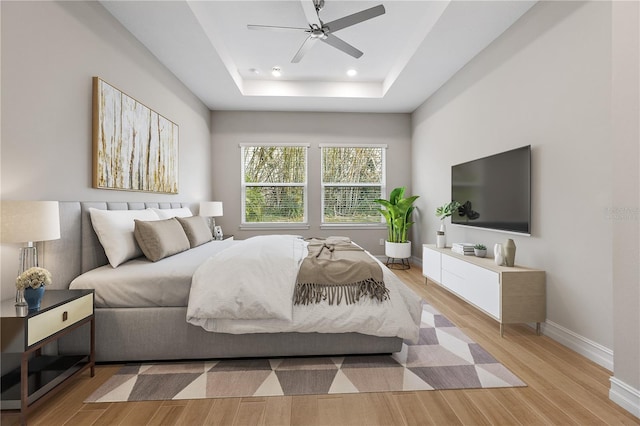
89;208;160;267
150;207;192;219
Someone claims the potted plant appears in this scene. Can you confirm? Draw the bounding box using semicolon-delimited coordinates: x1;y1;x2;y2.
15;267;52;310
435;201;461;229
474;244;487;258
434;201;460;248
373;187;419;259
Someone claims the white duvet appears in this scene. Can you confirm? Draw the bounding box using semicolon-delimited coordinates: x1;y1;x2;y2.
186;235;422;343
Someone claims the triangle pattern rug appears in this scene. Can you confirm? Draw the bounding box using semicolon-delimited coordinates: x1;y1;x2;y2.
85;303;525;403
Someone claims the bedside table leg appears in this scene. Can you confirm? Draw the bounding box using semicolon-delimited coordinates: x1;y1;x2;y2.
20;353;28;425
90;316;96;377
536;322;541;336
500;323;504;337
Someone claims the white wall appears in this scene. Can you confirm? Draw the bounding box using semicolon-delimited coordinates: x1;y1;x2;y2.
210;111;412;256
413;1;614;352
0;1;212;299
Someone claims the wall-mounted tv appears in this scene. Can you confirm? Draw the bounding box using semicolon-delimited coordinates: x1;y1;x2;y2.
451;145;531;235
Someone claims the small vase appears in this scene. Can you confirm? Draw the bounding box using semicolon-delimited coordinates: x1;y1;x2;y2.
504;239;516;267
494;243;505;266
437;222;446;248
24;286;45;311
15;288;27;307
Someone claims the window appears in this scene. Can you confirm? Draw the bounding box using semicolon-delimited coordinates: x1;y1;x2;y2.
321;144;386;225
241;144;308;226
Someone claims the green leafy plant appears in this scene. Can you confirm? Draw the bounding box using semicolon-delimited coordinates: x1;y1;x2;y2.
474;244;487;250
435;201;461;220
373;187;419;243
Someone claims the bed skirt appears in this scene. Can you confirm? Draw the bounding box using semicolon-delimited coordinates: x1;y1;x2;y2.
58;307;403;362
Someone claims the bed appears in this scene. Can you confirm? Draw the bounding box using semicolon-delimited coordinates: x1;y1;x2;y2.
46;202;422;362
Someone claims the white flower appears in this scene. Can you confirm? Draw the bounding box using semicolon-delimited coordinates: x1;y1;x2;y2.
16;267;52;290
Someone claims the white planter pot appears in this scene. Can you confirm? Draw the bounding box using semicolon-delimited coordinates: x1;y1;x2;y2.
474;249;487;258
385;241;412;259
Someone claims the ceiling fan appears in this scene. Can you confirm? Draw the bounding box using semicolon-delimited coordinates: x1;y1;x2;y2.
247;0;385;63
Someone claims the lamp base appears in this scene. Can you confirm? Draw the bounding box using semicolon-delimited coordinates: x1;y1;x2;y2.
15;288;27;306
15;245;38;307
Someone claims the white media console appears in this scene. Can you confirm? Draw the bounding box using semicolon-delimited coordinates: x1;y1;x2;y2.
422;244;546;336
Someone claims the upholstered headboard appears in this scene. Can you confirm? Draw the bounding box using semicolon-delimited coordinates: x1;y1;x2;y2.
43;202;191;290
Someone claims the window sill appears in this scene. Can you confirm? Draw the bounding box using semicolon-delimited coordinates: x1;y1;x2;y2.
320;224;387;231
239;224;311;231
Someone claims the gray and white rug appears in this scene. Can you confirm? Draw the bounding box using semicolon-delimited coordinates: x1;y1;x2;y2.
85;303;525;403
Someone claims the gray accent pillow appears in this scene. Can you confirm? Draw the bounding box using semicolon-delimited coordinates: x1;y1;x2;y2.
176;216;213;248
134;218;190;262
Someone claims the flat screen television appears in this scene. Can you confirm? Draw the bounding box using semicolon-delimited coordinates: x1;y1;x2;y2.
451;145;531;235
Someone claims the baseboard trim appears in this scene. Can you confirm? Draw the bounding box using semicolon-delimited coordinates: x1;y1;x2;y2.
406;258;637;418
610;376;640;418
542;320;613;371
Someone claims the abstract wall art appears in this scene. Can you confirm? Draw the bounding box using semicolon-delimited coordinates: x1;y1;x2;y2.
92;77;179;194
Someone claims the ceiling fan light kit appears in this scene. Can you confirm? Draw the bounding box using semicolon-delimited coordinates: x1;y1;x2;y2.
248;0;386;63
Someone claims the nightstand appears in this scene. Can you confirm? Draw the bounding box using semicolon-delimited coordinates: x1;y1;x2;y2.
1;290;95;425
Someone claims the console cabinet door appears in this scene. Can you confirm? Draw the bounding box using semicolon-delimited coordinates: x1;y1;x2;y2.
441;255;500;319
465;266;500;319
422;247;441;283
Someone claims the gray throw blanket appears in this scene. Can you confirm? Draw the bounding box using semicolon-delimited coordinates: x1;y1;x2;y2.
293;238;389;305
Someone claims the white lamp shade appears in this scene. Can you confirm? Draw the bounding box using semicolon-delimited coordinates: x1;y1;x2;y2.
1;201;61;243
199;201;223;217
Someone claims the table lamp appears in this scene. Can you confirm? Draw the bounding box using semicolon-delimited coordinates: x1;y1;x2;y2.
199;201;223;237
1;201;61;305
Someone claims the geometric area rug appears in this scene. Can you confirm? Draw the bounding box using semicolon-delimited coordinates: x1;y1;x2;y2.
85;303;525;403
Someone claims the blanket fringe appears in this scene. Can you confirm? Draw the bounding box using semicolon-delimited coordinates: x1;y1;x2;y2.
293;279;390;306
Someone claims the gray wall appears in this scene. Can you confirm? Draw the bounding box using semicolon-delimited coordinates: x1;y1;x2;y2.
0;1;212;299
611;0;640;408
210;111;412;256
412;0;639;410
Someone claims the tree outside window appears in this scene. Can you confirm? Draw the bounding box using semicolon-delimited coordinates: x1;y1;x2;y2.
241;144;308;224
321;145;386;224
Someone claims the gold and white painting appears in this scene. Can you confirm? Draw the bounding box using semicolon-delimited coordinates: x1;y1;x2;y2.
93;77;178;194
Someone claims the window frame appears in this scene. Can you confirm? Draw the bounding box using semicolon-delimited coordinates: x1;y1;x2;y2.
239;143;310;230
319;143;387;229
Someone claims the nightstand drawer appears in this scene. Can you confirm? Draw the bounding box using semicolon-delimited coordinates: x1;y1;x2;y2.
27;293;93;346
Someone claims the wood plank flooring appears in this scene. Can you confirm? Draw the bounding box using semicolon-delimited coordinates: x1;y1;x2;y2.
2;265;638;425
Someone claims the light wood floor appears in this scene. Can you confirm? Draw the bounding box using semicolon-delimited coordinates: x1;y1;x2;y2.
3;265;639;425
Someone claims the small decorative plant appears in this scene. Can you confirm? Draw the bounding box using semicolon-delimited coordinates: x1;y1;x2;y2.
373;187;419;243
473;244;487;258
16;267;52;290
435;201;461;221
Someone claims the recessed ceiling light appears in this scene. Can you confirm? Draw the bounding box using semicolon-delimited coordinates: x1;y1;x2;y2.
271;67;282;77
347;69;357;77
248;68;260;75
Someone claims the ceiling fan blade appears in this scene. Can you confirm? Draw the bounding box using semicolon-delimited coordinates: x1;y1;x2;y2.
321;33;363;59
300;0;322;27
325;5;385;33
247;24;307;32
292;36;317;63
